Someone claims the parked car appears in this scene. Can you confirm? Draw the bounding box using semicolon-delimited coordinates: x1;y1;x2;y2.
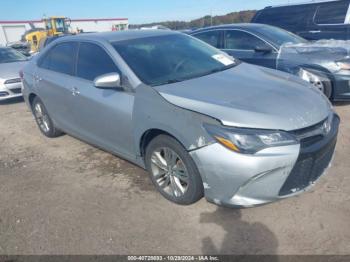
7;42;31;57
140;25;171;30
22;31;339;208
0;47;28;101
251;0;350;41
191;23;350;100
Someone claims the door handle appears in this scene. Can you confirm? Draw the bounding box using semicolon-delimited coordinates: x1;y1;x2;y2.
309;30;321;33
71;87;80;96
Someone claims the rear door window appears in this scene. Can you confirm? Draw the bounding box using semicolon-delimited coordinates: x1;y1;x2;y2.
193;30;222;48
224;30;270;50
39;42;78;75
314;1;349;25
77;42;120;81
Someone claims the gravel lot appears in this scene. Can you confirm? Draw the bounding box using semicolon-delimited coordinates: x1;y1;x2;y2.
0;97;349;255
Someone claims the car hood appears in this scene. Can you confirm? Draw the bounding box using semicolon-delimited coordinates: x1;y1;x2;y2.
153;63;331;131
0;61;27;81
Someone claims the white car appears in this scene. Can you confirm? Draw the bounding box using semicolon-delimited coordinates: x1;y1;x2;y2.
0;47;27;101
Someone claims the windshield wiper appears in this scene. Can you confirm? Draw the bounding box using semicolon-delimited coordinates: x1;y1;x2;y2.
209;63;237;74
155;78;185;86
189;63;238;80
153;63;238;87
164;79;184;84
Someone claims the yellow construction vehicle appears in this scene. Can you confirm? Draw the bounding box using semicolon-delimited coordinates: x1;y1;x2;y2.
43;16;71;36
24;17;72;53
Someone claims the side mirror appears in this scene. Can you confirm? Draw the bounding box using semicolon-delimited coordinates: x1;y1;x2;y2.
94;73;121;89
254;45;273;54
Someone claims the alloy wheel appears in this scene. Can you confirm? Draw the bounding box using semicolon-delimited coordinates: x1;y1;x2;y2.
34;102;50;133
150;147;189;198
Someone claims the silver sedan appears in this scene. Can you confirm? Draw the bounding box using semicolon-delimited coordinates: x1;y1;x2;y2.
0;47;27;101
21;31;339;208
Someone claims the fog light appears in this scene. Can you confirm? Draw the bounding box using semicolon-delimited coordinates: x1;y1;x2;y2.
0;92;9;97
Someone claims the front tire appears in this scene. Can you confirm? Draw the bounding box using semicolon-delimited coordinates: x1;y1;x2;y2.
313;76;332;99
145;135;204;205
31;97;63;138
321;80;333;100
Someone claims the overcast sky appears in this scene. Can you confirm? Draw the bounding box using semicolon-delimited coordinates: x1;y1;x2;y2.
0;0;294;24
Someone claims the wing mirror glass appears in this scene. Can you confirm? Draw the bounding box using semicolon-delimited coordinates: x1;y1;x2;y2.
254;45;273;53
94;73;121;90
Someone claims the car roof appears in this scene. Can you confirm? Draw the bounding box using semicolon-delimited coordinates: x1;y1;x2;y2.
57;30;180;44
264;0;348;8
191;23;279;35
190;23;307;49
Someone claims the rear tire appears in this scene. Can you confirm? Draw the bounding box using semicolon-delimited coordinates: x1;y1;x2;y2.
31;97;63;138
145;135;204;205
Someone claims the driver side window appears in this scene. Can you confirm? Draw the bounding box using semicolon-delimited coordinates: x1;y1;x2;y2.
225;30;270;50
193;30;221;48
77;42;120;81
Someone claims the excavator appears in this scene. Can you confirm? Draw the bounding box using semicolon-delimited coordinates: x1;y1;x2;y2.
24;17;72;53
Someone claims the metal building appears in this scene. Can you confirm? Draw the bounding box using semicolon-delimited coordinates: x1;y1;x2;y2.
0;17;129;45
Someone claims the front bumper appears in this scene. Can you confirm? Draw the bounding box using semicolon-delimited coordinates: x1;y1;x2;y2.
190;116;339;208
332;73;350;101
0;82;23;101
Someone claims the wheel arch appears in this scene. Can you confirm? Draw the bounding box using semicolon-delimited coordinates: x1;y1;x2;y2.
28;93;38;107
299;64;335;99
139;128;186;158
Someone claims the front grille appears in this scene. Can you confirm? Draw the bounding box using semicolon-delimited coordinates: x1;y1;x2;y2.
10;88;22;94
279;115;339;196
290;117;329;147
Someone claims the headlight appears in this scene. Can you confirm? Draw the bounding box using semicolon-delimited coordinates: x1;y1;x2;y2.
298;68;331;94
335;59;350;70
4;78;21;84
204;124;298;154
298;68;323;86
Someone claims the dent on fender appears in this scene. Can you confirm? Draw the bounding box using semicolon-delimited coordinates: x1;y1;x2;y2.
132;84;217;156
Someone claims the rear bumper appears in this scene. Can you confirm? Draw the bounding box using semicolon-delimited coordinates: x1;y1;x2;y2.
190;116;339;208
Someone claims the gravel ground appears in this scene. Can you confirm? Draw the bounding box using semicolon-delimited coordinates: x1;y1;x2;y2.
0;97;349;255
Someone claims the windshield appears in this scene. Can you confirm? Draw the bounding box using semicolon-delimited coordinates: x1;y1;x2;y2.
0;48;27;63
55;19;68;33
258;26;308;47
112;34;238;86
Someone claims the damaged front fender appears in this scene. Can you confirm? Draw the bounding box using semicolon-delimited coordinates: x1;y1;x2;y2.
277;40;350;75
132;84;218;164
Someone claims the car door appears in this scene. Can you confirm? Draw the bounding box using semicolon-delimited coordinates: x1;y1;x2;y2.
68;41;135;159
305;1;350;40
223;30;278;69
35;41;78;133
